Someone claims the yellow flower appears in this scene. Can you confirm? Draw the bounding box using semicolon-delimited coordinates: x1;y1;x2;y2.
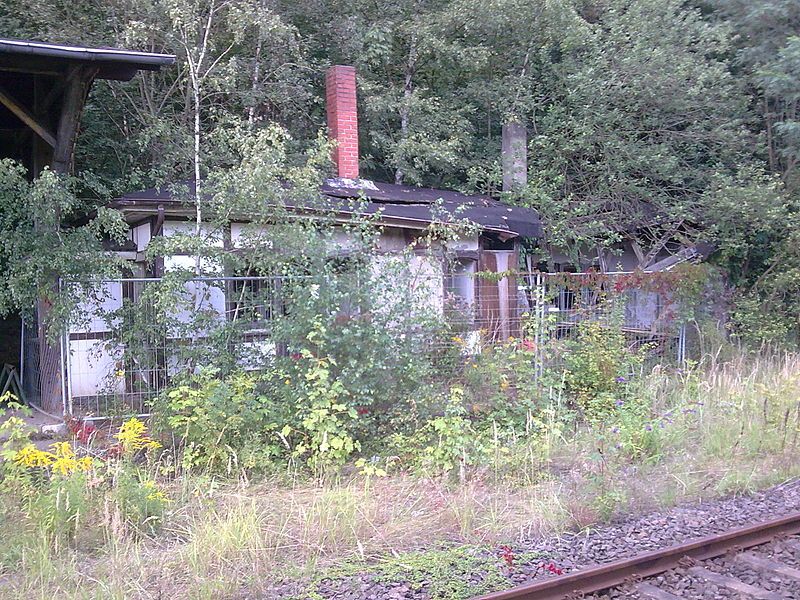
500;380;510;391
50;441;75;459
52;457;77;476
451;336;464;345
15;442;92;476
14;445;54;468
143;480;170;504
116;418;161;454
49;442;89;475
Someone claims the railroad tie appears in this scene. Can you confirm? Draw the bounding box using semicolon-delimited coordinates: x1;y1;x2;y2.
634;582;683;600
735;552;800;582
687;566;781;599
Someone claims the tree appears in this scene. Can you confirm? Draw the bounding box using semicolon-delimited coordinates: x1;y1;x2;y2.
712;0;800;190
0;161;126;336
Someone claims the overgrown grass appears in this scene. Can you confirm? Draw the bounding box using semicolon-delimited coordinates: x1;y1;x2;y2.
2;349;800;599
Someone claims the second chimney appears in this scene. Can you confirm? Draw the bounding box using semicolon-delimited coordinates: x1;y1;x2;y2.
326;65;359;180
502;121;527;192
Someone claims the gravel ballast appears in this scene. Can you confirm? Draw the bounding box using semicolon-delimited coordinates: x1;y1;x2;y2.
259;478;800;599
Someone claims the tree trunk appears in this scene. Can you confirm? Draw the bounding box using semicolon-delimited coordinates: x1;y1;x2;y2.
193;74;202;275
394;36;417;186
38;68;95;414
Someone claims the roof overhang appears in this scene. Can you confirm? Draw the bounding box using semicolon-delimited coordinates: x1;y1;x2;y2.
112;178;543;239
110;192;542;239
0;39;175;81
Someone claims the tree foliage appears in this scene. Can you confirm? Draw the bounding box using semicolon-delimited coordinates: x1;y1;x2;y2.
2;0;800;341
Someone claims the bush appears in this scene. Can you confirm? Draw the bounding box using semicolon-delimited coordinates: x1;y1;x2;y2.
155;369;285;473
562;321;646;420
157;355;363;476
412;386;487;479
729;293;793;348
460;336;543;424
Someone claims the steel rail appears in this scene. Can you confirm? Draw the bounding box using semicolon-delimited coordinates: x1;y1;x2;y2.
476;511;800;600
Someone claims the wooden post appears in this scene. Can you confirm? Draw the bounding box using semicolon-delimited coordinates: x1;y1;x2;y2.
36;67;96;414
52;67;94;174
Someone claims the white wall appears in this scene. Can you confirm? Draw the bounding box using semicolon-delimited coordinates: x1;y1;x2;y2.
68;282;125;399
68;220;476;401
162;221;223;246
68;339;124;398
70;281;123;334
132;222;151;252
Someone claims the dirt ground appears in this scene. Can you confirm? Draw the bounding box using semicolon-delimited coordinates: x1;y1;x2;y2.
0;403;64;450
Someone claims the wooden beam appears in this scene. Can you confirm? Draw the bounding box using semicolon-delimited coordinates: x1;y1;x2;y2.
631;240;646;267
0;64;61;76
0;85;56;147
52;66;96;174
40;66;80;112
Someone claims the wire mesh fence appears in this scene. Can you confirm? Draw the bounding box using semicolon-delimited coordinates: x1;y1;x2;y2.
20;317;41;406
58;270;687;417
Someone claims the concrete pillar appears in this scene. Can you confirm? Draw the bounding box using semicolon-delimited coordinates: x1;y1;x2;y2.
502;121;527;192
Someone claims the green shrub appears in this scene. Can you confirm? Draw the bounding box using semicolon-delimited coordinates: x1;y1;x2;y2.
286;351;360;474
729;293;792;347
460;336;544;424
562;321;645;420
157;353;362;476
109;468;169;534
400;387;489;480
155;369;286;473
604;398;662;462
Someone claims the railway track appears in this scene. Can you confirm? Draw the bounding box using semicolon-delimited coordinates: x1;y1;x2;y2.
476;511;800;600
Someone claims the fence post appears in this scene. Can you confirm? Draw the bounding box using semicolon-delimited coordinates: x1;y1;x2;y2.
534;272;544;381
64;325;73;416
678;323;687;364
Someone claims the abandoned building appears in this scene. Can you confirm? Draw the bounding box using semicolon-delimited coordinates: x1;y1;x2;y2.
0;39;697;417
67;65;546;410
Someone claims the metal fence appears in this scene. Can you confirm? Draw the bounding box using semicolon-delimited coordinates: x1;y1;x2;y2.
523;272;686;367
57;270;687;416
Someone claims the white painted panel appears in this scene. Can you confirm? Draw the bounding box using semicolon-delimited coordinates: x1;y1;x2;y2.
409;254;444;314
68;339;124;397
376;228;408;252
625;290;662;329
162;255;226;334
231;222;274;249
239;340;276;370
163;221;223;247
369;253;444;326
70;282;123;334
446;235;480;253
133;222;151;252
446;259;477;310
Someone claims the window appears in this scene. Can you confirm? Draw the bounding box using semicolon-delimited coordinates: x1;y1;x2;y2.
445;258;477;323
227;275;282;328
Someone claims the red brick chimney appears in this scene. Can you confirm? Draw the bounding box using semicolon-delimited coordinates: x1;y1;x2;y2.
326;65;359;179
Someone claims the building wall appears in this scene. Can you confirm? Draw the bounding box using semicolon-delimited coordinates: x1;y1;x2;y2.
69;219;516;398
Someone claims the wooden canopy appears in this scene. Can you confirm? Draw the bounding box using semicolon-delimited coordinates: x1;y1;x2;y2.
0;38;174;414
0;38;174;176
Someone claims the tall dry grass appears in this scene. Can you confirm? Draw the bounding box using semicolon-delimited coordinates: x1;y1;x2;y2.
3;349;800;599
